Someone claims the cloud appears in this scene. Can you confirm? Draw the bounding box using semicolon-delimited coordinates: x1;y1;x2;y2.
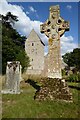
29;6;37;13
28;6;39;18
0;0;46;45
26;11;29;15
20;5;24;10
61;35;77;55
66;5;72;10
0;0;77;56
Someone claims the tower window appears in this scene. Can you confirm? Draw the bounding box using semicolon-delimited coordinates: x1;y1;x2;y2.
32;59;33;61
32;43;34;46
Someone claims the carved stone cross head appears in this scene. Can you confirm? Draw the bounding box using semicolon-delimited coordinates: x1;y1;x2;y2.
40;5;70;39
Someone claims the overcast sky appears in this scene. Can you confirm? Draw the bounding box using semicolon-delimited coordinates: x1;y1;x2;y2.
0;0;78;55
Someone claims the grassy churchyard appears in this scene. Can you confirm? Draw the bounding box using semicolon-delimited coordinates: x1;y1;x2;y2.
1;1;80;119
1;74;80;119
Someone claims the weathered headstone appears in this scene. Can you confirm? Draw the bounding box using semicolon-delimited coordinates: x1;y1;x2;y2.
40;5;69;78
1;61;21;94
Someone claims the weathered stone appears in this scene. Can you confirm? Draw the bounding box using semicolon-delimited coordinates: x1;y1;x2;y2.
40;5;69;78
34;78;72;102
25;29;45;75
1;61;21;94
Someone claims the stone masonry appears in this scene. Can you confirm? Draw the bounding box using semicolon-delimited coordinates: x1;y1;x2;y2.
40;5;69;78
25;29;45;75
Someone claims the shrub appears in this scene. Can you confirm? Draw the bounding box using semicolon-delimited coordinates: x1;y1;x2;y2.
61;69;66;76
66;73;80;82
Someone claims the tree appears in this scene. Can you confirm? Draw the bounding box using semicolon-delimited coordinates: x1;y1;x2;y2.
62;48;80;71
1;12;30;74
1;12;18;28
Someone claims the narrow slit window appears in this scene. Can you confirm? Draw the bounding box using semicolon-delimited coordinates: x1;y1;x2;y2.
32;43;34;46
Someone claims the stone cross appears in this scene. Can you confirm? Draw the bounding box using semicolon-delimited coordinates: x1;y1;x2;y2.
40;5;69;78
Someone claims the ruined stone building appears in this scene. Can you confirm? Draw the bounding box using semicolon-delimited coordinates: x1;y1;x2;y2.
25;29;45;75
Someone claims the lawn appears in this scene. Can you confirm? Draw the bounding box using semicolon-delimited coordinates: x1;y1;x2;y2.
2;76;80;119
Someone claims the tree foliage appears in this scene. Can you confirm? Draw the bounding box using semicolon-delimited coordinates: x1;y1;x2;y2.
1;12;18;28
62;48;80;71
1;12;30;74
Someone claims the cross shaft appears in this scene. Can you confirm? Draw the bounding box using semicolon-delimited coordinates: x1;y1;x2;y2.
40;5;70;78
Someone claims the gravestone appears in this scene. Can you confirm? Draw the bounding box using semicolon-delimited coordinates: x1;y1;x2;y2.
35;5;72;102
40;5;69;78
1;61;21;94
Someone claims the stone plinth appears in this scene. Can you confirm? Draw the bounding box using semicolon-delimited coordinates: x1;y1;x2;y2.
34;78;72;102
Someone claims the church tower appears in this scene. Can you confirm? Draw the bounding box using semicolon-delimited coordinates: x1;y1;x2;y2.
25;29;45;74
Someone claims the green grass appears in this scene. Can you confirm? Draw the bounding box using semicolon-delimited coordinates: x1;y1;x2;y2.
2;81;80;119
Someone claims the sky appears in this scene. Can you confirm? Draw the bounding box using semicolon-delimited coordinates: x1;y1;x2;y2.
0;0;79;55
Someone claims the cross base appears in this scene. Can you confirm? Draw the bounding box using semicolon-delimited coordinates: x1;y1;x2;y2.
34;78;73;102
48;72;62;79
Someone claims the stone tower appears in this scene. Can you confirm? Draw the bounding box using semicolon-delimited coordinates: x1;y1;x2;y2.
25;29;45;74
40;5;69;78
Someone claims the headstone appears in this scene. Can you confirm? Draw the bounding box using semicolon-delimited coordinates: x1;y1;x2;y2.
1;61;21;94
40;5;69;78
